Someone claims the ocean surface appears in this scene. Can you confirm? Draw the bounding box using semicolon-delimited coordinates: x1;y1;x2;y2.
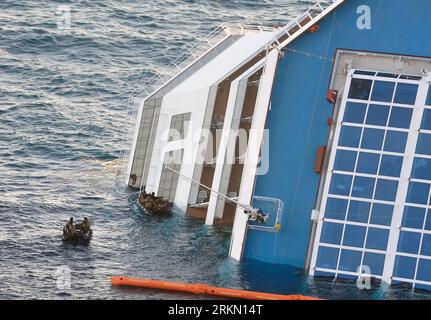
0;0;430;300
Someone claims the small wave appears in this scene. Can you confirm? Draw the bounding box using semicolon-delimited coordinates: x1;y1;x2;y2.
0;48;9;56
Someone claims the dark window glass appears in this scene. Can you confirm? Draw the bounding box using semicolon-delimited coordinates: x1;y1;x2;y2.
421;109;431;130
366;228;389;251
394;83;418;105
406;182;430;205
370;203;394;226
352;176;376;199
379;155;403;177
425;210;431;231
343;225;366;248
384;131;408;153
334;150;357;172
338;249;362;272
363;252;385;276
426;86;431;106
398;231;421;254
417;259;431;282
375;179;399;202
412;158;431;181
325;198;348;221
339;126;362;148
402;206;426;229
377;73;398;79
416;134;431;156
365;104;390;126
354;70;376;76
344;102;367;124
356;152;380;175
393;256;417;279
361;128;385;151
371;81;395;102
389;107;413;129
316;246;340;270
347;200;371;223
349;78;373;100
421;234;431;256
399;75;421;81
320;222;344;245
329;174;353;196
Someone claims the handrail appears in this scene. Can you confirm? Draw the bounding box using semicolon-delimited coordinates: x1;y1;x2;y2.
115;1;343;185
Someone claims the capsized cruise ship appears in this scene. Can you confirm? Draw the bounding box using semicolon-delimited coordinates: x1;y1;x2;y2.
124;0;431;292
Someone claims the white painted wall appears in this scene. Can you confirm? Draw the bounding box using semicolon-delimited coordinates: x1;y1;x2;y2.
229;49;279;261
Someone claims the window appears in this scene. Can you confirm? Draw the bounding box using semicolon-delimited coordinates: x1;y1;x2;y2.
363;252;385;276
421;109;431;130
316;247;340;269
366;228;389;251
349;78;372;100
397;231;421;254
370;203;394;226
320;222;344;245
394;83;418;105
357;152;380;175
416;259;431;282
388;107;413;129
339;126;362;148
361;128;385;151
379;155;403;177
344;102;367;124
375;179;398;202
329;174;353;196
325;198;348;221
334;150;357;172
313;69;431;287
425;211;431;231
384;131;408;153
402;206;426;229
406;182;430;205
168;113;191;141
416;134;431;155
421;234;431;256
412;158;431;181
338;250;362;272
371;81;395;102
343;225;366;248
426;86;431;106
366;104;390;126
393;256;417;279
347;200;371;223
352;176;375;199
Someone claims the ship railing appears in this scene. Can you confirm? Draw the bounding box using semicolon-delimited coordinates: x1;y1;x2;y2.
115;0;341;185
248;196;284;233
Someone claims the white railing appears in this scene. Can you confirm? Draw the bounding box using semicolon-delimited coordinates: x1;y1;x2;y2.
115;0;341;186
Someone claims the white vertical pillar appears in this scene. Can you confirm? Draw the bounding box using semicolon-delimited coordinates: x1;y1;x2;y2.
229;49;279;261
381;74;430;283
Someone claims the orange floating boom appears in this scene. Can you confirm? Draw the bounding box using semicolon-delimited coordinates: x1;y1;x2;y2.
111;276;321;300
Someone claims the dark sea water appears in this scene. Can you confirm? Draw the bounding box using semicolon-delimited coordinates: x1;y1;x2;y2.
0;0;430;300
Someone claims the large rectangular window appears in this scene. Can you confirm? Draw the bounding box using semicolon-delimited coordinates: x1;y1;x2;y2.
312;70;431;288
168;112;191;141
